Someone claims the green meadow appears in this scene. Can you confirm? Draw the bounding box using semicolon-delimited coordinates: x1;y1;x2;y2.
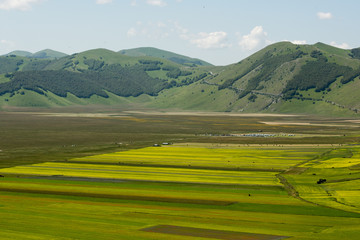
1;111;360;239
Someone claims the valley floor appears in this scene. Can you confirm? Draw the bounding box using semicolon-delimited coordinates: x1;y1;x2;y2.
1;110;360;239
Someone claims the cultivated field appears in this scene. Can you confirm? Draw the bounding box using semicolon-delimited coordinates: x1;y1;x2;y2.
1;110;360;239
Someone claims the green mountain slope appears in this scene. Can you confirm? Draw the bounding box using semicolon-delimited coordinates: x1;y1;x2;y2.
4;50;32;57
148;42;360;115
0;48;209;101
3;49;67;59
31;49;68;59
119;47;213;66
1;42;360;116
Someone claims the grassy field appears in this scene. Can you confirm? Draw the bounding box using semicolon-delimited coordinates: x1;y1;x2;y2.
1;110;360;239
69;146;319;170
2;144;360;239
284;147;360;214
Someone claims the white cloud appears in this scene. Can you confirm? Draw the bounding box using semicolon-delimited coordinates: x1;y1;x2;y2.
96;0;112;4
317;12;333;20
130;0;137;6
190;31;231;49
171;21;189;39
157;21;166;28
330;41;350;49
291;40;307;45
146;0;167;7
238;26;270;51
127;28;137;37
1;39;11;44
127;21;170;39
0;0;43;11
126;21;229;49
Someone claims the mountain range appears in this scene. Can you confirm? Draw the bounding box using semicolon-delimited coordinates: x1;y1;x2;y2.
4;49;68;59
1;42;360;116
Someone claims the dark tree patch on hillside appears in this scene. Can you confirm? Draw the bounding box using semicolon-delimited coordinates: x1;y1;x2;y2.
162;65;192;79
138;60;162;71
310;50;323;59
95;64;168;97
22;60;52;71
248;94;257;102
0;70;108;98
284;58;360;95
168;57;204;66
84;59;105;71
349;48;360;59
0;57;24;74
0;64;171;98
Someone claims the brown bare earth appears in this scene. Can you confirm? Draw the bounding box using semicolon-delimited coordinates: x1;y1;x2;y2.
141;225;289;240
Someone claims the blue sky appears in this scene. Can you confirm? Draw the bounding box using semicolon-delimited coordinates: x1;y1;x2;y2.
0;0;359;65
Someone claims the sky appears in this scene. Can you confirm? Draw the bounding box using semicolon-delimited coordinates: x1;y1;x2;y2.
0;0;359;65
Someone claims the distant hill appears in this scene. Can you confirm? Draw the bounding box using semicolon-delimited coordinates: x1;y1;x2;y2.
3;49;68;59
119;47;213;66
145;41;360;114
1;42;360;116
0;48;209;104
5;50;32;57
31;49;68;59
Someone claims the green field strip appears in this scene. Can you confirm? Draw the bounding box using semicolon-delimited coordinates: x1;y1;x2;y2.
68;146;314;171
0;191;350;236
0;179;356;217
308;176;360;210
2;189;360;240
0;162;281;186
11;164;279;179
66;160;285;172
1;230;59;240
0;178;294;206
127;211;330;235
0;187;236;206
141;224;290;240
2;176;285;192
282;151;360;215
0;210;176;240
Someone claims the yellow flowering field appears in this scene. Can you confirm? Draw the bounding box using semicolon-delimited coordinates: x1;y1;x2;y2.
70;145;320;170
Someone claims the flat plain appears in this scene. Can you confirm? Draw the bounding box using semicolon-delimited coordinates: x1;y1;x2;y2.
1;109;360;239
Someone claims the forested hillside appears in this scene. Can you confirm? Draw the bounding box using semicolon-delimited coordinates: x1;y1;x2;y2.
0;48;209;101
1;42;360;116
148;42;360;115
